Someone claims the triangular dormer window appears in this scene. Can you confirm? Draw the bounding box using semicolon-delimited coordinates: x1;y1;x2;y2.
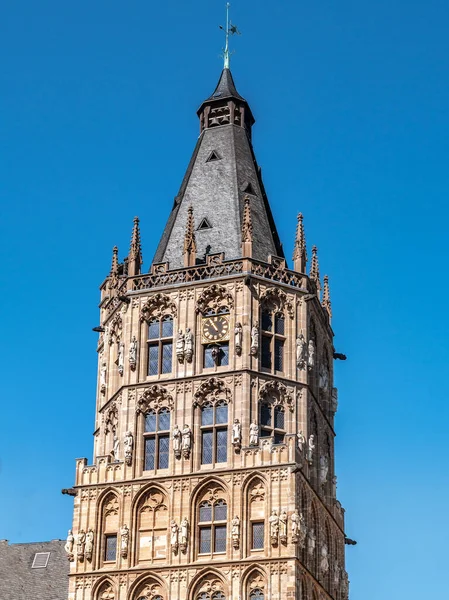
206;150;221;163
197;218;212;231
242;182;256;195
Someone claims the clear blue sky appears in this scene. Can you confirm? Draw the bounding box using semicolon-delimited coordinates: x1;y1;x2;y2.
1;1;448;598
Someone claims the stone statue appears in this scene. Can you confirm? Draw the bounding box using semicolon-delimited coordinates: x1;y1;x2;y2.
308;339;315;369
296;333;307;369
117;342;125;376
184;328;193;363
331;387;338;413
231;515;240;548
332;475;338;498
333;563;341;586
250;322;259;356
85;528;94;561
307;434;315;464
249;420;259;446
129;336;137;370
211;345;220;365
176;330;185;363
181;425;192;458
319;362;329;391
269;510;279;545
76;529;86;561
320;455;329;484
179;517;189;552
120;524;129;558
232;419;242;448
64;529;74;561
320;543;329;573
172;424;182;458
124;431;133;466
297;430;306;452
291;510;300;540
100;360;107;394
170;520;179;553
279;510;288;543
307;528;316;556
112;434;120;461
234;322;243;355
291;511;307;547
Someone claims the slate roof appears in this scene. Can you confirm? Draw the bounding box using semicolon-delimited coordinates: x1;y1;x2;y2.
153;69;284;268
201;67;246;104
0;539;69;600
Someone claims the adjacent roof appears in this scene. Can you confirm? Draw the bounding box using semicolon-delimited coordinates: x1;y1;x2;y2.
0;539;69;600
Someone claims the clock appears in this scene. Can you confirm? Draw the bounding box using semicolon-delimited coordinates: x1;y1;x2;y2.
201;315;230;343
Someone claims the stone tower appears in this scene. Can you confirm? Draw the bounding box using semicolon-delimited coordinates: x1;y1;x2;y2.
67;67;349;600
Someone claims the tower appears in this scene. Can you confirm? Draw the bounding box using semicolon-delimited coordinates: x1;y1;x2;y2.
67;67;349;600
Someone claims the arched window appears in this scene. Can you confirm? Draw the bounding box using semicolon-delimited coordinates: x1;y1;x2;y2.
259;403;285;443
198;591;226;600
96;581;115;600
147;315;173;375
247;479;266;552
198;498;227;557
261;310;285;372
249;590;264;600
136;489;168;564
201;401;228;465
100;494;119;565
144;407;171;470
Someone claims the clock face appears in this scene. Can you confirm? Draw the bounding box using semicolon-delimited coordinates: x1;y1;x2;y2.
202;315;230;343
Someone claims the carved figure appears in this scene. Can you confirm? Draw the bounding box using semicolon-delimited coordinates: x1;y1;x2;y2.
297;430;306;452
319;362;329;391
232;419;241;448
249;420;259;446
76;529;86;561
181;425;192;458
124;431;133;466
234;322;243;355
120;524;129;558
332;475;338;498
100;360;107;394
170;520;179;553
172;424;182;458
64;529;75;561
179;517;189;552
331;387;338;413
112;434;120;461
320;455;329;484
308;339;315;369
184;328;193;363
307;434;315;464
320;543;329;573
296;333;307;369
85;528;94;561
279;510;288;543
129;336;137;370
117;342;124;376
333;563;341;586
250;322;259;356
307;528;316;556
291;511;307;547
231;515;240;548
269;510;279;545
176;330;185;363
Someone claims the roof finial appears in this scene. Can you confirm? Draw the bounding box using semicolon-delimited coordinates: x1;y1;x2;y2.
219;3;240;70
322;275;332;321
309;245;321;297
241;196;253;257
110;245;119;277
183;206;197;267
293;213;307;273
128;216;143;276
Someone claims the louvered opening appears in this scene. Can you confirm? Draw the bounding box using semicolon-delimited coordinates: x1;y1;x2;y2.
206;150;221;162
31;552;50;568
197;218;212;231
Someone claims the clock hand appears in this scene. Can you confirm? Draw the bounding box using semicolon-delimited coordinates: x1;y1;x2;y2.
210;321;220;333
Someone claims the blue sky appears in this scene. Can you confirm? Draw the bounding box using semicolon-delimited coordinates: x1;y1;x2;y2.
1;1;448;597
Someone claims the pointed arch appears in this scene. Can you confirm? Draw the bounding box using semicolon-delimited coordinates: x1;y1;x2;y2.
241;566;268;600
93;577;117;600
131;484;169;566
243;474;267;556
188;568;228;600
190;478;229;561
96;489;120;568
128;572;167;600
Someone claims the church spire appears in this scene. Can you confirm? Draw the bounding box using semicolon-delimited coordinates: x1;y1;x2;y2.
310;245;321;297
128;216;142;276
293;213;307;273
322;275;332;320
183;205;197;267
241;196;253;257
220;2;240;70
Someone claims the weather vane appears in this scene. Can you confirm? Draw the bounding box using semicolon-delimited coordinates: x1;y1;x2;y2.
219;3;241;69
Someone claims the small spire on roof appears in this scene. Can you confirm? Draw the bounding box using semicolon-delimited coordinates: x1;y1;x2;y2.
241;196;253;257
183;206;197;267
309;245;321;297
322;275;332;321
293;213;307;273
108;245;119;291
128;216;143;276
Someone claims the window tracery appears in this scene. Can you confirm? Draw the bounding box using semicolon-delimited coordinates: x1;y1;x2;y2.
136;489;168;564
196;488;228;559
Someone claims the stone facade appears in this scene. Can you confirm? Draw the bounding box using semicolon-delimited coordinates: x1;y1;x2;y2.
67;68;349;600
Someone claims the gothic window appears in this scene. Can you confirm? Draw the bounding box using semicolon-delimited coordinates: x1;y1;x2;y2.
136;489;168;563
104;534;117;562
100;493;119;566
97;581;116;600
197;594;225;600
144;408;171;470
147;316;173;376
259;403;285;443
261;310;285;373
247;479;266;554
200;401;228;465
249;590;264;600
198;499;228;556
251;522;265;550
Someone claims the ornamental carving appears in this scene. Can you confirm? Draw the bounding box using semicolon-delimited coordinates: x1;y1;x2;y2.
260;287;294;318
249;481;265;502
140;293;177;322
133;580;164;600
108;314;123;345
137;385;174;413
193;377;232;407
259;380;294;411
104;496;119;517
196;575;225;595
139;489;167;512
103;404;118;434
98;582;115;600
195;283;234;314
